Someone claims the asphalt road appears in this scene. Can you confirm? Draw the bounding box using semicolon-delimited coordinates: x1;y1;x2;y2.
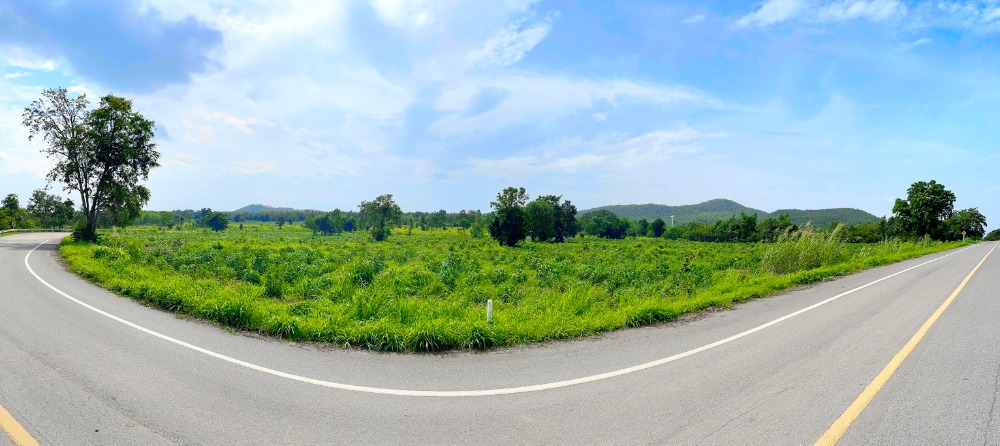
1;232;998;445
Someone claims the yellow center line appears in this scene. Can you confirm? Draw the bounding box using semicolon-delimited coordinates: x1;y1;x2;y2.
816;242;999;445
0;402;39;446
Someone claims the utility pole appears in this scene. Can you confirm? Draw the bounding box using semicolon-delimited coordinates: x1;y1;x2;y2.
670;215;674;228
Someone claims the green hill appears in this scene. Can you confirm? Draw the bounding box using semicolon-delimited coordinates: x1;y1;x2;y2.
233;204;298;213
583;199;878;227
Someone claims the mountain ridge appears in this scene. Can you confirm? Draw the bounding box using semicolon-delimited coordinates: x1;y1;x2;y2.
582;199;879;227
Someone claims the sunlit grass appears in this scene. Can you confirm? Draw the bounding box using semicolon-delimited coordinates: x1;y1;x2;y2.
59;226;969;352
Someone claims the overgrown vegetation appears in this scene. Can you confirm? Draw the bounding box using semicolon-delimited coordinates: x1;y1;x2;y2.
60;224;968;352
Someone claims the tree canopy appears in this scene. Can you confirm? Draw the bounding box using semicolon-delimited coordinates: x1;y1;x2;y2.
359;194;402;241
26;189;75;228
22;88;159;241
890;180;985;241
489;187;529;247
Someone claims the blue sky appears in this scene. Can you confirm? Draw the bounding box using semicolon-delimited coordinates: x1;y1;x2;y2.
0;0;998;223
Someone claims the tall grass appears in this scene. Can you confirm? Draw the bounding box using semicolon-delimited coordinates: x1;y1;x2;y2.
58;226;969;352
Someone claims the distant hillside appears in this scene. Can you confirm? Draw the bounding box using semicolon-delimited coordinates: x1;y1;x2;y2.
769;208;879;227
233;204;298;213
583;199;878;227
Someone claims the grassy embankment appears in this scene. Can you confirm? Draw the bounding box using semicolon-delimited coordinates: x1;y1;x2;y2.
59;225;969;352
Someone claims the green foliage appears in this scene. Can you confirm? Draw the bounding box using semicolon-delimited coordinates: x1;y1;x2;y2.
579;209;629;239
587;199;879;227
985;229;1000;241
22;88;159;241
489;187;528;247
199;209;230;232
359;194;402;241
26;189;76;228
944;208;987;240
524;195;577;242
2;194;19;212
761;225;846;274
891;180;956;240
60;227;968;352
651;218;666;237
0;193;34;230
305;209;346;235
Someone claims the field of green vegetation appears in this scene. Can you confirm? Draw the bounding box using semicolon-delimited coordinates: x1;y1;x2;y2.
59;225;969;352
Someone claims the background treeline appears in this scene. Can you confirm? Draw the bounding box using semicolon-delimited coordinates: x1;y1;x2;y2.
1;190;77;230
98;179;992;246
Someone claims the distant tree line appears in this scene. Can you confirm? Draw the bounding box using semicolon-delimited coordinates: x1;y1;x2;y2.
1;189;77;230
119;179;986;246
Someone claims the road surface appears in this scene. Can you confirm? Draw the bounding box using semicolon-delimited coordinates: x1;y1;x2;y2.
1;232;998;445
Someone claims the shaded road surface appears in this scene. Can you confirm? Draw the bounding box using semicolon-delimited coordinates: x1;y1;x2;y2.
2;233;998;445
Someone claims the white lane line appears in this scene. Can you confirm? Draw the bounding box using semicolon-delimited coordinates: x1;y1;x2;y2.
24;240;974;397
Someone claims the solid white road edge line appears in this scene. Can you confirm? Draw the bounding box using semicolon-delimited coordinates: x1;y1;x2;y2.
23;240;973;397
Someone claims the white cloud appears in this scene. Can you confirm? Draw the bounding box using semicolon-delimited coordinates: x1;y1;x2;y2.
899;37;932;50
819;0;906;22
468;13;556;68
370;0;433;28
0;45;58;71
682;14;706;24
431;75;715;137
737;0;806;27
737;0;906;28
2;71;29;79
459;126;707;179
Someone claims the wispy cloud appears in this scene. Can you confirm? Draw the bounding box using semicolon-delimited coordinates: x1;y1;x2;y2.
898;37;932;51
468;12;557;68
737;0;906;28
736;0;806;27
370;0;434;28
818;0;906;22
682;14;705;24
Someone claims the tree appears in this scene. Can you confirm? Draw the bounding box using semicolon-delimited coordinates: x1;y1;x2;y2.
525;198;556;242
579;209;628;239
558;200;578;241
359;194;402;241
201;211;229;232
523;194;577;243
891;180;956;240
985;229;1000;241
945;208;987;240
0;193;32;229
651;218;666;237
26;189;75;228
22;88;159;241
2;194;18;212
489;187;528;247
635;219;650;237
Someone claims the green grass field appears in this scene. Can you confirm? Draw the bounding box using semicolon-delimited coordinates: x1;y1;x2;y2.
59;226;968;352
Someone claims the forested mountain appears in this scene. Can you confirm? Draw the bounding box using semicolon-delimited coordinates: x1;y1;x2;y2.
233;204;299;213
583;199;878;227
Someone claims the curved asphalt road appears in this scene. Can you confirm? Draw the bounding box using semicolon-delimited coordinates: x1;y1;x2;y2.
2;233;999;445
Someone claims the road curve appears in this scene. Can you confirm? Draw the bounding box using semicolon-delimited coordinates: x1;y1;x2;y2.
2;233;999;445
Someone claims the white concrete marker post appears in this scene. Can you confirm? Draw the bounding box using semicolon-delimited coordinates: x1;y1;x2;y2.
487;299;493;323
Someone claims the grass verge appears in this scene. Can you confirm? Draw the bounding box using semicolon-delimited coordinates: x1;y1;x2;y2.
58;227;969;352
